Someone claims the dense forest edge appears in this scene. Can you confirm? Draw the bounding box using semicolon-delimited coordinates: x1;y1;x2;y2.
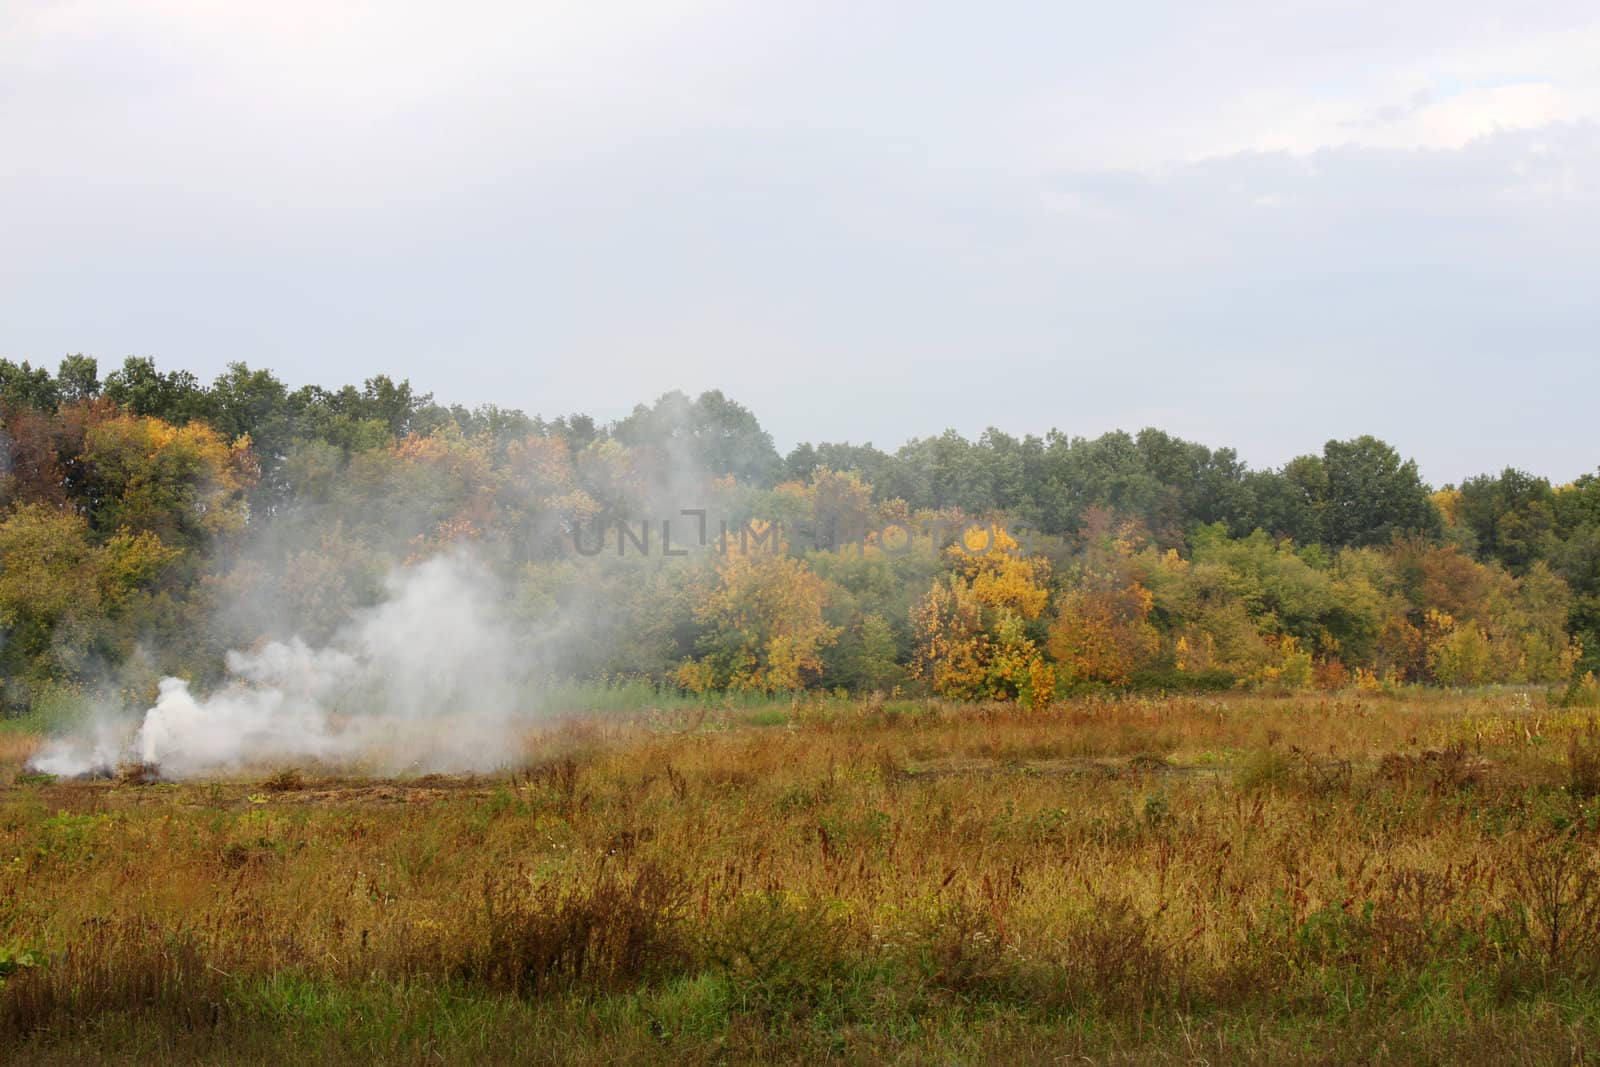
0;353;1597;718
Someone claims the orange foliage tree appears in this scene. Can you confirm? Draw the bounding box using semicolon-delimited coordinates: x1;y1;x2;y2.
1047;581;1159;687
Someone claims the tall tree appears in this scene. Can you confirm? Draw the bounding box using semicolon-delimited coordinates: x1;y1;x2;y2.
56;354;100;404
1457;468;1556;572
1319;436;1440;549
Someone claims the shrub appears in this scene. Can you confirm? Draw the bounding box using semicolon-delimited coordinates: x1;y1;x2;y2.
1234;746;1294;791
462;861;690;996
1568;722;1600;799
1560;672;1600;709
701;894;856;1019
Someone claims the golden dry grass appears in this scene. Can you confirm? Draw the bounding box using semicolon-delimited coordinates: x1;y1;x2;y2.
3;689;1600;1063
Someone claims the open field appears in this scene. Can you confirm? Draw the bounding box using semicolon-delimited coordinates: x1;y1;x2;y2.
6;690;1600;1064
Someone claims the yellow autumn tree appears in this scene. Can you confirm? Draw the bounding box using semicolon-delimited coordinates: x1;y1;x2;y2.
910;578;988;698
80;412;257;548
951;523;1051;619
676;521;838;693
0;503;178;697
1252;633;1316;689
911;524;1054;706
1422;609;1494;686
767;467;879;552
1431;487;1463;529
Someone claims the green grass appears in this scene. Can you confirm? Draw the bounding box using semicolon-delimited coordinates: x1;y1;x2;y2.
520;679;811;716
13;971;1600;1065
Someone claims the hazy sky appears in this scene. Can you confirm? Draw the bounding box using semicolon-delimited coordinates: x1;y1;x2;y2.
3;2;1596;485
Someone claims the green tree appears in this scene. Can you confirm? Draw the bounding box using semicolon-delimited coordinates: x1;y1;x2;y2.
1457;468;1555;572
0;360;60;412
208;363;293;461
101;356;211;423
1319;436;1440;549
614;390;781;486
56;354;100;404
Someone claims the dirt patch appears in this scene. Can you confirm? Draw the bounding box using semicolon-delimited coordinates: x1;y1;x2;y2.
905;755;1215;781
273;785;479;805
1;771;500;810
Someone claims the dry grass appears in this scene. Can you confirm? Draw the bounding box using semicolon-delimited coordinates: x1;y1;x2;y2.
4;689;1600;1063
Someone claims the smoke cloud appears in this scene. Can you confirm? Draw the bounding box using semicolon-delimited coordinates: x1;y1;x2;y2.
29;551;537;779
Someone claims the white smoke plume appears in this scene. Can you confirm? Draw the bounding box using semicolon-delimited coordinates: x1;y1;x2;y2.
29;551;536;779
27;713;127;778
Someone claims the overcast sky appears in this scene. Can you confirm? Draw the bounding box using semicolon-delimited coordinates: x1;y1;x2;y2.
3;2;1596;485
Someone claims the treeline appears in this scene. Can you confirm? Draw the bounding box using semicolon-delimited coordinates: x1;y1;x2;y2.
0;354;1596;710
